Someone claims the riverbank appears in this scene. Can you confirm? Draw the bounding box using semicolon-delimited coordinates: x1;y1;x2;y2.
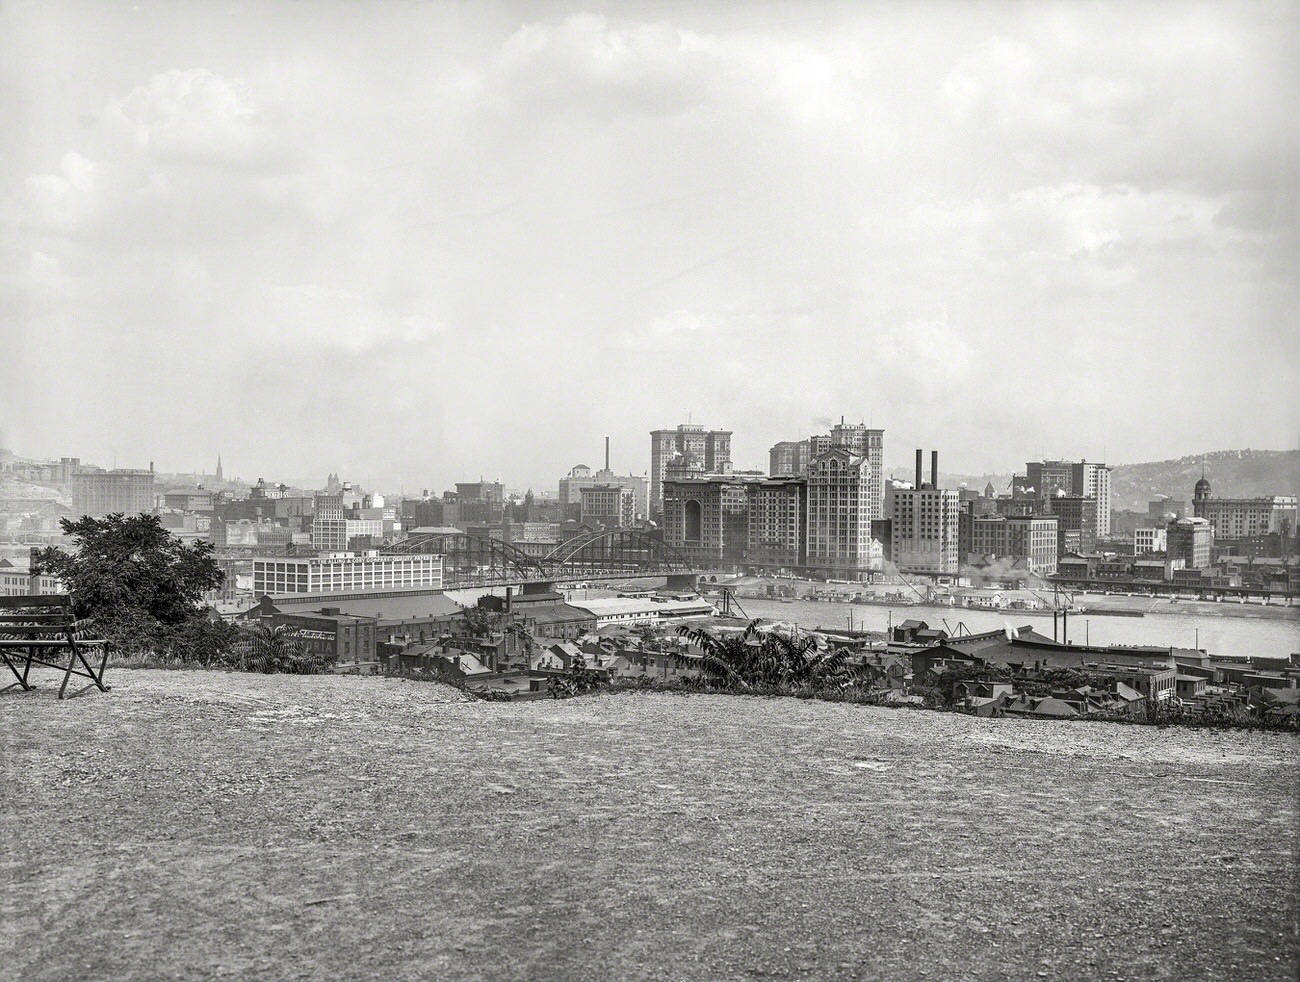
3;668;1296;980
715;575;1296;618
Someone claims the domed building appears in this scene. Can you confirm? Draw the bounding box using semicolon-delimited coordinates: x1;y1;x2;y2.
1190;470;1298;546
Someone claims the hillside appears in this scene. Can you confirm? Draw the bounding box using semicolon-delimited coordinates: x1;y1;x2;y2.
5;668;1296;982
888;449;1297;512
1109;449;1299;511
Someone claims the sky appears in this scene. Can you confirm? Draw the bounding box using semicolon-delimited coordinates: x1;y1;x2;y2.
2;0;1297;492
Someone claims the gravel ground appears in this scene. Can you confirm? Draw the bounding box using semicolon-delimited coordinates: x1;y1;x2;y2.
2;668;1297;981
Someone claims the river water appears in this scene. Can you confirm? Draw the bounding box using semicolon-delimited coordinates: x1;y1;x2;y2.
731;595;1300;660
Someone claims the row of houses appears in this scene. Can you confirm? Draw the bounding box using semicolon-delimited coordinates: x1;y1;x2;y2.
1056;552;1299;592
885;625;1299;721
389;632;701;698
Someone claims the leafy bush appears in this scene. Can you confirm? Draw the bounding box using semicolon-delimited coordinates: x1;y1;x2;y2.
549;652;603;699
675;621;874;692
232;623;331;675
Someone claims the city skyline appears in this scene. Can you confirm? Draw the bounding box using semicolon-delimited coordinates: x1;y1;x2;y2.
3;1;1297;490
1;435;1293;499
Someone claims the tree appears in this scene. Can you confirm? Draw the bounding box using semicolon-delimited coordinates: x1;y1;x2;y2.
462;604;502;638
32;512;228;662
505;621;535;667
550;651;601;698
34;513;224;623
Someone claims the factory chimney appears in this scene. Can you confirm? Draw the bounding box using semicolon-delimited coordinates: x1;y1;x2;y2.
915;449;923;490
931;451;939;490
604;435;610;472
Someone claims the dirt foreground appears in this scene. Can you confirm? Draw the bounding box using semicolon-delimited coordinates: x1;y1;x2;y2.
2;669;1297;981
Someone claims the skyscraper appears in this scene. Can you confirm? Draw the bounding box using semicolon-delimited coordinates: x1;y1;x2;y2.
769;419;883;520
1025;458;1112;536
890;450;960;576
71;467;155;519
768;440;811;477
805;448;881;579
649;424;732;518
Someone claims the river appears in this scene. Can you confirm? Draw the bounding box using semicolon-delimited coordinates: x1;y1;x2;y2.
730;595;1300;660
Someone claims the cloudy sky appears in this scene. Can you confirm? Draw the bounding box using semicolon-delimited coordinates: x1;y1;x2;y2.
2;0;1296;491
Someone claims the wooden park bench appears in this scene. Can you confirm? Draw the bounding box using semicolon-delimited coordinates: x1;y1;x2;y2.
0;595;111;699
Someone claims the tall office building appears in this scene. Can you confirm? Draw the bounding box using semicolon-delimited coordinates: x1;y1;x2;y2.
661;475;750;565
650;424;731;517
1025;460;1074;499
1192;477;1297;540
745;478;807;569
1025;459;1112;536
890;450;960;576
768;440;811;477
828;424;884;523
579;484;637;529
964;515;1059;575
1072;461;1112;536
71;467;155;518
1044;495;1101;554
770;420;883;519
1166;517;1213;570
805;448;881;580
559;438;648;520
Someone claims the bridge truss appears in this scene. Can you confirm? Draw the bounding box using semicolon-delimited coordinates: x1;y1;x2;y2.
383;527;696;588
540;527;695;580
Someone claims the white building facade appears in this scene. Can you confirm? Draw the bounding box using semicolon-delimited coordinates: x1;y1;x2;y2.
1134;527;1168;555
253;551;443;595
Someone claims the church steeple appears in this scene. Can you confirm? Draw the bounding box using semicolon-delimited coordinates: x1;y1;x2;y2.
216;455;223;482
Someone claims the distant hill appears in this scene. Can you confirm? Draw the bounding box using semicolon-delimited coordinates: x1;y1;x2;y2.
1108;450;1298;512
888;449;1297;513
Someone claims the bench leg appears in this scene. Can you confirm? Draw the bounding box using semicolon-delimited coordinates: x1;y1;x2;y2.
59;644;112;700
58;642;78;699
1;649;33;693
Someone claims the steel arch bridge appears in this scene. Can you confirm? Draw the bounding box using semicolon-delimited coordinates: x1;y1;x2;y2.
383;527;696;587
385;530;546;587
540;527;695;579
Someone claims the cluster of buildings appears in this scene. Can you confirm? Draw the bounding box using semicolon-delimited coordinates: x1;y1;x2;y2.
2;433;1295;601
889;622;1299;722
245;580;1299;715
952;458;1115;581
243;579;713;677
660;420;886;579
1052;477;1299;593
659;424;1122;585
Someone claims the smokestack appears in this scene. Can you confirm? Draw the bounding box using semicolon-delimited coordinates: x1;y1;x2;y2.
915;449;923;490
931;451;939;490
605;435;610;471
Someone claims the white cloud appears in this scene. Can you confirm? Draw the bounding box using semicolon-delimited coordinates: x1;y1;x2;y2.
491;13;861;127
1;3;1294;485
106;69;262;166
614;309;724;350
22;152;100;230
